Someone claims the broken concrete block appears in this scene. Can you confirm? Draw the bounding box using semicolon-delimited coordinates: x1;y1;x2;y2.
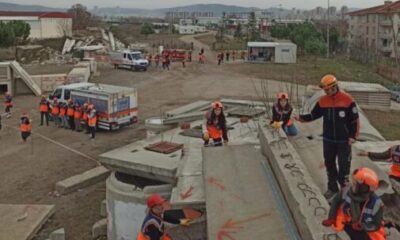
49;228;65;240
92;218;107;239
258;121;349;240
55;166;110;195
100;199;106;217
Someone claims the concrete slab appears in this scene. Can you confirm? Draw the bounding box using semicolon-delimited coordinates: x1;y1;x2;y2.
258;121;349;240
0;204;55;240
165;101;210;117
49;228;65;240
170;176;205;209
100;199;107;217
99;126;200;183
55;166;110;194
204;144;296;240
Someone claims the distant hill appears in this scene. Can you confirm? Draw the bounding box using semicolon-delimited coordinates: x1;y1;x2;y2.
91;4;262;18
0;2;65;11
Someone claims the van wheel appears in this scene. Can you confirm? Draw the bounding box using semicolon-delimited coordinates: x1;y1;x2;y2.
114;64;118;69
143;68;147;72
131;65;135;71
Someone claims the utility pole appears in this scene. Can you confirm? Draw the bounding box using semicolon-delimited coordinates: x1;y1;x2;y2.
326;0;330;58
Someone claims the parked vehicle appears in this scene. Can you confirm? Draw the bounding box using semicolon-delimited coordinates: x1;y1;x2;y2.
48;83;138;130
389;85;400;102
110;50;148;71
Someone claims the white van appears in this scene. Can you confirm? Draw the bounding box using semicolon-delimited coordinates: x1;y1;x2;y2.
110;50;149;71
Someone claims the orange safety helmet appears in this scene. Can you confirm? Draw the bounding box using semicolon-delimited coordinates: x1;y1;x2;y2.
277;92;289;99
319;74;338;90
353;167;379;190
147;194;166;208
88;104;94;109
211;101;223;109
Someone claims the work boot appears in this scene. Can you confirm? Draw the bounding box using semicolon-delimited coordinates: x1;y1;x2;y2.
324;189;338;201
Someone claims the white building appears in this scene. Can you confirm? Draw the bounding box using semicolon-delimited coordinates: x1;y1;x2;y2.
247;42;297;64
0;11;72;39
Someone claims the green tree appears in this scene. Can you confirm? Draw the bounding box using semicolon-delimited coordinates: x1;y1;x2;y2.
9;21;30;43
234;23;243;39
140;23;154;38
247;11;260;41
68;4;91;30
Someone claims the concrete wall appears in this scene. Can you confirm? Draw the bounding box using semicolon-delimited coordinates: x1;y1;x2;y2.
40;18;72;38
31;74;67;93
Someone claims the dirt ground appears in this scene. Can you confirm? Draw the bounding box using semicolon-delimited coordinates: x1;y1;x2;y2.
0;33;276;240
1;32;399;240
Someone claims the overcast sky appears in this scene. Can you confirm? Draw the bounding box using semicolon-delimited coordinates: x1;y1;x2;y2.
9;0;389;9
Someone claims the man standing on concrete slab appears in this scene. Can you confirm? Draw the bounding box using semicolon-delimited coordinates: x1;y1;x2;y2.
39;95;50;126
295;74;360;200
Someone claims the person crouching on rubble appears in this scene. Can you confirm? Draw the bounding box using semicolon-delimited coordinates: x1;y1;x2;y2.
270;92;298;136
202;101;228;147
322;167;386;240
137;194;191;240
358;145;400;183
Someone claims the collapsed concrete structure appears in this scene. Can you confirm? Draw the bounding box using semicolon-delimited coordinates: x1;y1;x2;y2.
98;90;400;239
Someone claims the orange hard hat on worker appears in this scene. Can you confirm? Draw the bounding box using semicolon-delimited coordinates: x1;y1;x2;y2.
211;101;223;109
353;167;379;190
320;74;338;90
277;92;289;100
147;194;167;209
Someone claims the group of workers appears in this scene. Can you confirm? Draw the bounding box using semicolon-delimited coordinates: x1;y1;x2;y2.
148;49;203;70
40;96;98;139
217;50;247;65
2;93;98;142
197;74;393;240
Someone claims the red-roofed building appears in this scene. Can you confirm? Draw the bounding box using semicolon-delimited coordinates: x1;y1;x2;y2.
348;1;400;58
0;11;72;39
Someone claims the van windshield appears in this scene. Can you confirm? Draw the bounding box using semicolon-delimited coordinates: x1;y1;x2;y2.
131;53;143;60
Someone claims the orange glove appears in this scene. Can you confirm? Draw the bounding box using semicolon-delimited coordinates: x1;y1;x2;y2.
322;219;335;227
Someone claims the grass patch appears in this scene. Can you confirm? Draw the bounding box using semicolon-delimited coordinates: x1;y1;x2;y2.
364;110;400;140
195;33;246;50
222;56;395;87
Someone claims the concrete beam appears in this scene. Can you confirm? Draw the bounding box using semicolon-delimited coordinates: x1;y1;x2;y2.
258;120;349;240
49;228;65;240
55;166;110;195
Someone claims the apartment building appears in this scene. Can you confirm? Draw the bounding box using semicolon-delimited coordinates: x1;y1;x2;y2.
348;1;400;58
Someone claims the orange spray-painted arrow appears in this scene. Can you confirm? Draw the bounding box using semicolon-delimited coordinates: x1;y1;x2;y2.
217;230;238;240
180;186;194;200
207;177;225;191
221;212;271;229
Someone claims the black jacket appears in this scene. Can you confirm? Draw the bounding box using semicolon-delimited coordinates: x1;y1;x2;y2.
300;90;360;142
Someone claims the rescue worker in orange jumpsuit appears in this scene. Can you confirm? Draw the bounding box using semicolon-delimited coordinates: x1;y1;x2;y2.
20;112;31;142
155;54;160;68
39;95;50;126
59;102;68;128
295;75;360;200
51;97;60;127
74;103;82;132
82;103;89;134
322;167;386;240
4;91;12;118
271;92;298;136
66;99;75;130
137;194;191;240
202;101;228;147
181;53;186;68
358;146;400;181
87;104;97;139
